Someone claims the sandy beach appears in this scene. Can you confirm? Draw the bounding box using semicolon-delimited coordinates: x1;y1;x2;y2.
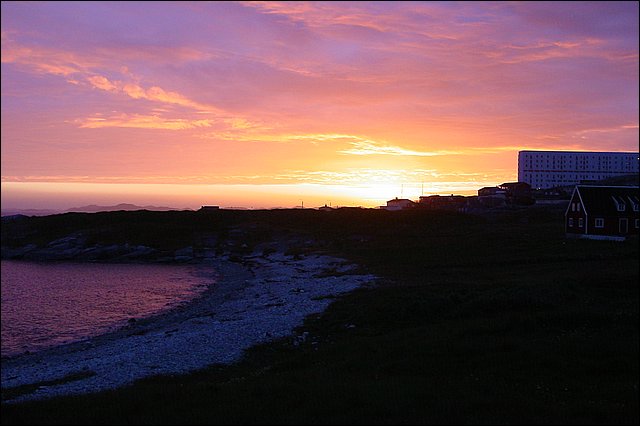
1;251;376;403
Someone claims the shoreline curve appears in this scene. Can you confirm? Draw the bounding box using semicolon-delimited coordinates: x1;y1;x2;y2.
1;251;376;404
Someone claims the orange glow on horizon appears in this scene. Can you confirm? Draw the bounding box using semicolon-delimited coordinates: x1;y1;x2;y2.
1;179;498;212
1;2;637;210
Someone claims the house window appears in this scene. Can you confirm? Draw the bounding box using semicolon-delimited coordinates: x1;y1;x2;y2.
578;218;584;228
568;218;574;227
636;219;639;229
571;203;575;212
595;218;604;228
577;203;581;212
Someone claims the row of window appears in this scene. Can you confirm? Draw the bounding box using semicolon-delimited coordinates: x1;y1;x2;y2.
523;163;631;168
568;218;640;229
524;174;625;179
610;196;640;212
520;153;637;161
521;174;632;188
525;175;615;179
568;218;584;228
570;201;639;213
522;158;636;161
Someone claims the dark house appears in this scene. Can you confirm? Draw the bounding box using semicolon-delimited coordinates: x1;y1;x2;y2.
565;185;639;241
418;194;466;210
498;182;535;205
478;186;505;197
476;182;534;207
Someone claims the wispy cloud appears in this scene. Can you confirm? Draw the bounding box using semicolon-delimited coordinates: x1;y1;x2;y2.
77;113;214;130
339;140;451;157
87;75;118;92
1;40;91;76
120;83;217;112
2;34;229;118
0;167;512;187
1;1;637;206
572;123;639;136
282;134;457;157
84;74;223;113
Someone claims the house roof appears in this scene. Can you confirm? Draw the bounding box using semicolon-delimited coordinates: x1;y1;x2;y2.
574;186;639;216
387;198;414;203
499;182;530;188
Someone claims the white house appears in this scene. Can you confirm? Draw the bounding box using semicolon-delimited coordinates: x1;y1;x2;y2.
385;198;415;211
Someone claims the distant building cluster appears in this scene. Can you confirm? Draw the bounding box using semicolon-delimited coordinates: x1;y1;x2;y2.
384;181;535;212
518;150;638;189
476;182;535;207
199;149;639;240
381;183;639;241
385;195;470;211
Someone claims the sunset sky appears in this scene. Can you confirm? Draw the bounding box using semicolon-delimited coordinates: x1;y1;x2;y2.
1;1;638;210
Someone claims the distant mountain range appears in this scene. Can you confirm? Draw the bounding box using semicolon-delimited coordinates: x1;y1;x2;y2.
1;204;188;217
0;208;63;217
66;203;183;213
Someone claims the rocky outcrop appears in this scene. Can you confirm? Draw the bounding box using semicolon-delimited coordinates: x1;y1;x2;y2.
0;237;186;263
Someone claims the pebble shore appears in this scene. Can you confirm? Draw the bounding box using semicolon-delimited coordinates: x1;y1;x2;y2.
1;252;376;403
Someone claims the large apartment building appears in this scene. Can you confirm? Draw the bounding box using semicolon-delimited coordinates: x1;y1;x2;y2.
518;150;639;189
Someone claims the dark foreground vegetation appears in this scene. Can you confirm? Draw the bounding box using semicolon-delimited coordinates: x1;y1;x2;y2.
1;206;638;424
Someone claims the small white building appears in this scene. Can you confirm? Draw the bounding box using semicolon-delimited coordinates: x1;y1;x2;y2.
385;198;415;211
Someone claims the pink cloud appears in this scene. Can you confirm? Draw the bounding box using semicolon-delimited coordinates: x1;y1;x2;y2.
87;75;118;92
77;113;214;130
1;1;637;208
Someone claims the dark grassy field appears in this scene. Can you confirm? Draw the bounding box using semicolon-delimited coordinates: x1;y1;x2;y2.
1;207;638;424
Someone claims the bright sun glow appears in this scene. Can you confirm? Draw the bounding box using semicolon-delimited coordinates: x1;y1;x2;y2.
1;2;637;211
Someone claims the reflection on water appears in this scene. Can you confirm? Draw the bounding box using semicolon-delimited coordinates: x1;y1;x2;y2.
1;260;213;357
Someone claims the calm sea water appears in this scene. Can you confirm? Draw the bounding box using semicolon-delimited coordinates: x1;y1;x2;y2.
0;260;213;357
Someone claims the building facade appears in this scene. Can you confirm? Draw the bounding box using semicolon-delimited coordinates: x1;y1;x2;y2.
518;151;639;189
565;185;639;241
